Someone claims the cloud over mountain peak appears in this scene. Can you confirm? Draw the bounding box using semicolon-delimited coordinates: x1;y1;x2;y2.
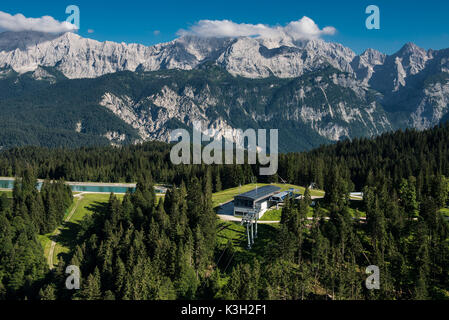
177;16;336;40
0;11;77;34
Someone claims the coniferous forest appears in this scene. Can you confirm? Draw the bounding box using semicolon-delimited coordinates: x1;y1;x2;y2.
1;124;449;300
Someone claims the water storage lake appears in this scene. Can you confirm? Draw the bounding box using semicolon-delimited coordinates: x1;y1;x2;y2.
0;178;166;194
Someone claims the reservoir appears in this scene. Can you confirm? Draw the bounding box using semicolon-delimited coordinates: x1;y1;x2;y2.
0;178;166;194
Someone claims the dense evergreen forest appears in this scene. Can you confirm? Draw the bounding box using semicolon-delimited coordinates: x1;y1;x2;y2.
279;123;449;194
38;174;217;300
0;170;72;299
0;141;258;191
2;123;449;199
0;124;448;300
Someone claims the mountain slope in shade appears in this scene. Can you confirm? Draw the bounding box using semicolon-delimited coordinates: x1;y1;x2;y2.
0;67;141;148
0;65;392;152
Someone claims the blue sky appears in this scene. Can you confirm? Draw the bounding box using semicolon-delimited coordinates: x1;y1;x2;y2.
1;0;448;54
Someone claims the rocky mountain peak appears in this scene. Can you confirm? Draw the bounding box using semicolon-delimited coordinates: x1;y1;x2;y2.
398;42;425;55
0;31;360;79
392;42;431;78
359;48;386;64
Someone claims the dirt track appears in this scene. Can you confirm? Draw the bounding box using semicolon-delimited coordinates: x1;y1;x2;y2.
47;193;84;269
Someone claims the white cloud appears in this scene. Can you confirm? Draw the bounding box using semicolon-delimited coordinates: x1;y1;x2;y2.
177;16;336;40
0;11;77;33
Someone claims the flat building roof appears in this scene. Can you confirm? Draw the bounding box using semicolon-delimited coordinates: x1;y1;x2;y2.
235;185;281;202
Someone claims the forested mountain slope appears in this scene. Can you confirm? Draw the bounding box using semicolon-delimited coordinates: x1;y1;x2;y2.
0;65;391;152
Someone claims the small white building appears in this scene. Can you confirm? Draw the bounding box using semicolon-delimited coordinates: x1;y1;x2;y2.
350;192;364;199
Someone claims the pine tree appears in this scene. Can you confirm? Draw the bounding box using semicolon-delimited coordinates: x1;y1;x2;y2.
39;284;57;300
77;267;102;300
399;177;419;219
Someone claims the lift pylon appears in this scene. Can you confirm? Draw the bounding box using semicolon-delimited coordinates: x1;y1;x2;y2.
241;212;258;249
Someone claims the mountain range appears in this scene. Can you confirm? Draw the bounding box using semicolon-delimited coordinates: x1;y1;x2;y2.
0;31;448;152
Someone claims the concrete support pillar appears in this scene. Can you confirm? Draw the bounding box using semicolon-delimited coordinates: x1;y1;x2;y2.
250;220;254;245
246;222;251;249
255;217;258;238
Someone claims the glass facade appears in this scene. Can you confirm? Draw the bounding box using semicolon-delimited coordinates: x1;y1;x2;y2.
234;198;254;208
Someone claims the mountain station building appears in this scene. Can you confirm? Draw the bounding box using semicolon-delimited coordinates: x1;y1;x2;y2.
233;185;281;218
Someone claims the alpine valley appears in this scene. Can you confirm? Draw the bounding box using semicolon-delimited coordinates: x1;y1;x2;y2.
1;30;448;152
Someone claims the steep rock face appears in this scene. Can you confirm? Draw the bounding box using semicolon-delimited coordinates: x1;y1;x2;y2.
95;67;391;151
216;37;356;78
0;31;189;78
372;47;449;129
411;79;449;130
282;72;392;141
30;66;58;82
369;43;433;94
99;86;215;142
351;48;386;85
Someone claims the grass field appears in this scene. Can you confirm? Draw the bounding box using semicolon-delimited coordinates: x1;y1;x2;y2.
260;206;319;220
38;198;78;262
215;220;280;289
347;201;367;217
44;193;125;267
0;190;12;198
216;220;279;267
216;221;247;249
212;183;325;208
71;194;124;223
439;208;449;217
259;209;282;221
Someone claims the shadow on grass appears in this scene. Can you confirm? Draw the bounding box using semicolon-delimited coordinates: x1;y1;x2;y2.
51;201;109;263
217;233;245;247
217;223;245;246
349;200;365;211
216;222;280;272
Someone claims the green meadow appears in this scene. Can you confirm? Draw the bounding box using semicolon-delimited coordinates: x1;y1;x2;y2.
42;193;125;268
